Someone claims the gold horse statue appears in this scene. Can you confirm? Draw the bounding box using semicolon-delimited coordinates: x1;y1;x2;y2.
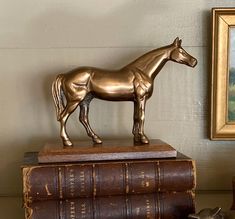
52;37;197;147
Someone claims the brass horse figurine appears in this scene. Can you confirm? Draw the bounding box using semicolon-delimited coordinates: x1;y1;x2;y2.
52;37;197;147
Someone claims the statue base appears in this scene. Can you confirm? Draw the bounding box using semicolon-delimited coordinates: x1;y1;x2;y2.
38;139;177;163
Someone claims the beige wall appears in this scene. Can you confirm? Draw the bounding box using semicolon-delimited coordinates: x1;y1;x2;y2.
1;0;235;196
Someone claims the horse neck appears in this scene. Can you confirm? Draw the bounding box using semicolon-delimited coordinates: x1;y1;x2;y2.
126;45;173;80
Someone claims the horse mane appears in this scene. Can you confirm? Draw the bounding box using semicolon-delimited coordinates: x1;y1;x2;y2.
126;44;175;77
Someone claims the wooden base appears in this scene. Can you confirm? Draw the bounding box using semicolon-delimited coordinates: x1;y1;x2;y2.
38;139;177;163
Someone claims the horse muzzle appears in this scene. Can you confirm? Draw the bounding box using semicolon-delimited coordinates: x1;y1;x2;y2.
190;58;197;68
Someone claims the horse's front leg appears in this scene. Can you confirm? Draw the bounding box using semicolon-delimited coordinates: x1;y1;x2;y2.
135;96;149;144
132;101;139;142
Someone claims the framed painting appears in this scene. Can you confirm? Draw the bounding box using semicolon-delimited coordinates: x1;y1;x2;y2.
211;8;235;139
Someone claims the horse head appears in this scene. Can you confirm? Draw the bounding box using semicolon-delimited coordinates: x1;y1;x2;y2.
170;37;197;68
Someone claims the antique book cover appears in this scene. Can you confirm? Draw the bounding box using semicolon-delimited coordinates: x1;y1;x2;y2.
22;152;196;204
25;192;195;219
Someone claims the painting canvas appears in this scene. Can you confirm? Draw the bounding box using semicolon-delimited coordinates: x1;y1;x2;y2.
228;28;235;122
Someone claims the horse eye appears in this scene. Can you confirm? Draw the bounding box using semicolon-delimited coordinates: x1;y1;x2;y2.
180;49;186;55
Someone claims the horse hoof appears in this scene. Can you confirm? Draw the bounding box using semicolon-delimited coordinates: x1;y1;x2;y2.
141;137;149;144
133;135;149;144
63;139;73;147
93;136;102;144
139;135;149;144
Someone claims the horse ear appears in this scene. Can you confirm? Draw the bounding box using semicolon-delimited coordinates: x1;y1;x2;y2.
173;37;180;46
211;207;221;217
179;39;182;46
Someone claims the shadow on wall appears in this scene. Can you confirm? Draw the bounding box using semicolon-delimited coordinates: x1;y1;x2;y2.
203;9;211;140
204;8;216;140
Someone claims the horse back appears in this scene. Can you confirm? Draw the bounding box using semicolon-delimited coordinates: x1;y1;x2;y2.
89;67;136;101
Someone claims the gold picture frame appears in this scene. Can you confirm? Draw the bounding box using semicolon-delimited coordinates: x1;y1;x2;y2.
211;8;235;139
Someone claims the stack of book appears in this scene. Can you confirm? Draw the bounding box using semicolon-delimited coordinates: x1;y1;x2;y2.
22;151;196;219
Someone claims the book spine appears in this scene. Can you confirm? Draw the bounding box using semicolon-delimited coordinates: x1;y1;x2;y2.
23;160;195;203
26;192;195;219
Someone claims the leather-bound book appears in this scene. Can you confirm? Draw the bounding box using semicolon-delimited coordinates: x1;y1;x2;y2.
25;192;195;219
22;152;196;204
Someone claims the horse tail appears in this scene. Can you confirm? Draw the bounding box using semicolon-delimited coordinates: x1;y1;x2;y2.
52;74;65;121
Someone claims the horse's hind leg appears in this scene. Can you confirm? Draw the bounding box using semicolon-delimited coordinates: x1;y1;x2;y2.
79;96;102;144
60;101;79;147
